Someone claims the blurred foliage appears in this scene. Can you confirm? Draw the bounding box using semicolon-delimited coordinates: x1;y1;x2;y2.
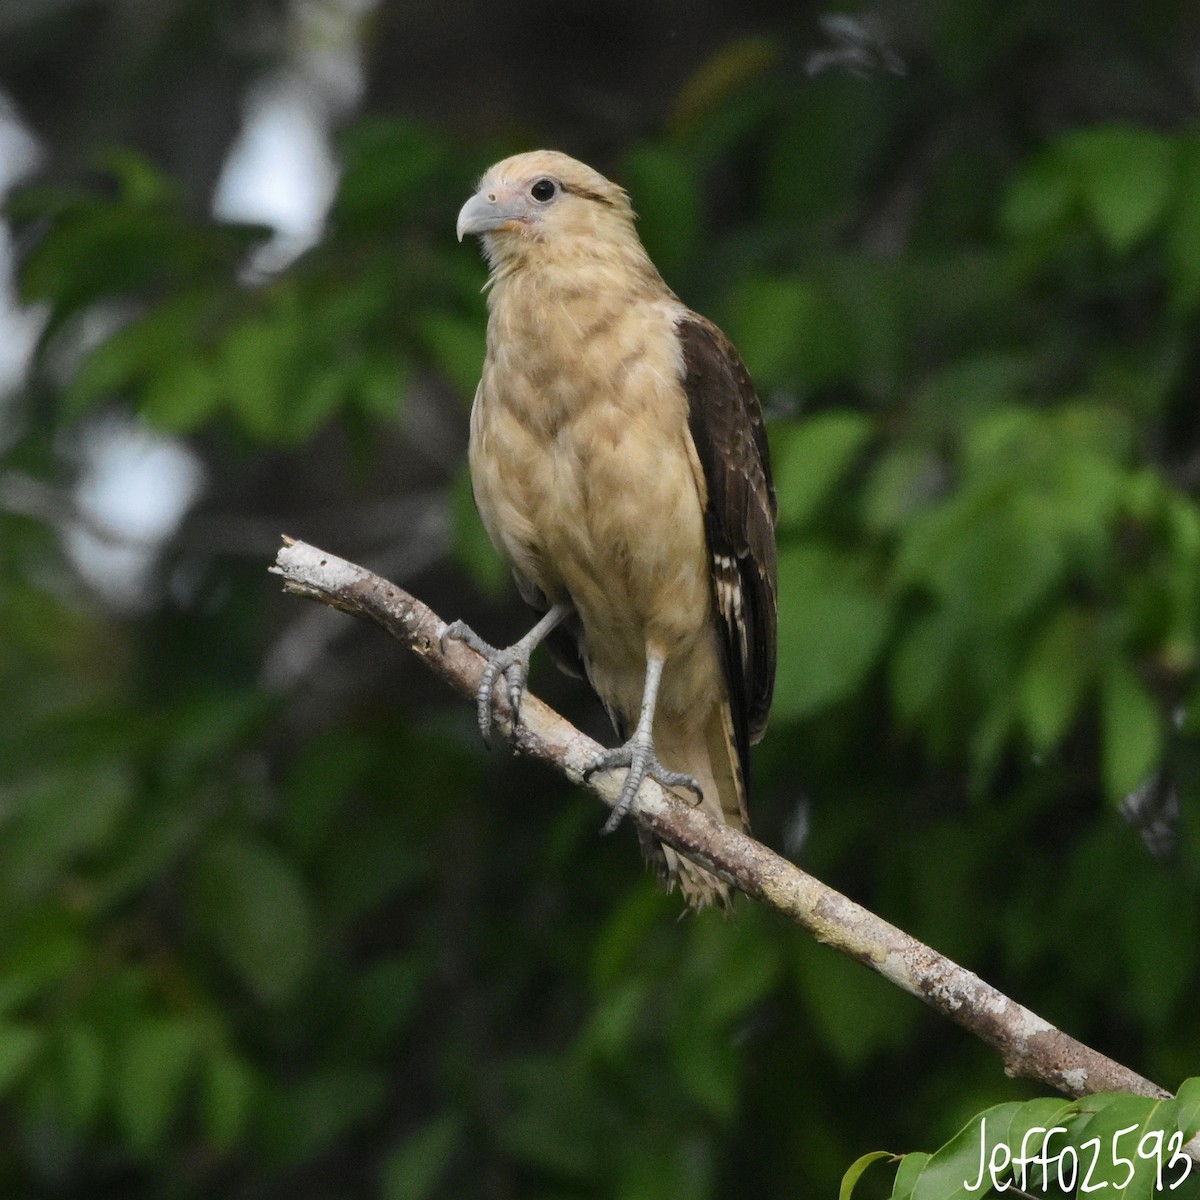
2;2;1200;1198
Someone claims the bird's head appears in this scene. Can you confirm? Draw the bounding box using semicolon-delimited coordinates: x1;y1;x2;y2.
457;150;642;275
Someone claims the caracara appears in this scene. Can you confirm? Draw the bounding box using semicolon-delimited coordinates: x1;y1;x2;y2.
449;150;777;908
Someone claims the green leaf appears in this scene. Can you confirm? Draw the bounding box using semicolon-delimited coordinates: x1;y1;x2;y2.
772;412;873;528
968;689;1018;796
1167;134;1200;310
334;118;447;228
115;1016;200;1153
1;762;134;887
55;1022;105;1130
0;921;87;1015
794;941;917;1067
1004;1096;1080;1176
996;1097;1083;1194
141;357;224;432
1100;660;1163;801
897;492;1065;628
888;608;957;729
909;1101;1026;1200
288;365;351;442
1018;608;1094;750
861;444;945;534
381;1114;465;1200
1061;125;1175;253
1070;1093;1172;1199
354;353;408;422
619;144;701;280
92;798;198;910
278;732;372;859
202;1048;256;1152
190;834;315;1006
669;1017;738;1120
913;355;1033;427
96;146;178;208
579;978;647;1062
418;311;484;400
163;689;277;782
66;291;219;418
889;1151;931;1200
220;316;299;441
1001;147;1074;242
614;1135;717;1199
449;463;508;595
683;917;780;1023
761;79;888;230
260;1068;388;1165
1177;1077;1200;1137
590;886;667;989
496;1057;604;1179
0;1023;44;1096
343;955;427;1054
19;203;193;324
1117;870;1200;1024
773;543;889;720
726;275;853;390
840;1151;897;1200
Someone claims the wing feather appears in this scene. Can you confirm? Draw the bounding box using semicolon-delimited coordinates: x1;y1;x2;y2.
676;316;778;790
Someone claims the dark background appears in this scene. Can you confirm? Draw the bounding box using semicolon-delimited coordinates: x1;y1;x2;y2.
1;1;1199;1196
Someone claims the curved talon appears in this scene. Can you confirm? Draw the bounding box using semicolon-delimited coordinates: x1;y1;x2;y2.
441;619;496;660
474;648;529;744
586;737;703;835
508;669;526;726
443;619;514;744
443;605;572;746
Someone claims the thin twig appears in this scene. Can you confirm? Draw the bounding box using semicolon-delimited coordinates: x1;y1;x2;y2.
270;536;1172;1105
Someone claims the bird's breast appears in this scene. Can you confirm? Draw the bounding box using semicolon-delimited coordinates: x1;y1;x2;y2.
469;296;716;678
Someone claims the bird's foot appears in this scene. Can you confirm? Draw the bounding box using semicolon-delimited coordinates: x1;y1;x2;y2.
441;619;497;661
585;734;703;835
441;620;530;745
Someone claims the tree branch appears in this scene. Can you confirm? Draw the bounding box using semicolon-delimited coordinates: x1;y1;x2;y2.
270;536;1170;1104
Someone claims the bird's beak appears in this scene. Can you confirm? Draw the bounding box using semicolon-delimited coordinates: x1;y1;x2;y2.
456;190;528;241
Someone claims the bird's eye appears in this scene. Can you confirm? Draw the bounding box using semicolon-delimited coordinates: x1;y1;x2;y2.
530;178;557;202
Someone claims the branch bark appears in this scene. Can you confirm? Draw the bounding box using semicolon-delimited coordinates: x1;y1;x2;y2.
270;536;1170;1104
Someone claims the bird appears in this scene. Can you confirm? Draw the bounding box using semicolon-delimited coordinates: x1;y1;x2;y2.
447;150;777;908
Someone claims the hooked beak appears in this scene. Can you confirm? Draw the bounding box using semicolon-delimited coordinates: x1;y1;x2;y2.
456;189;528;241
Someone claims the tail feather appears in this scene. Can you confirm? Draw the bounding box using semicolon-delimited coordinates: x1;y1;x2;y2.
637;699;747;909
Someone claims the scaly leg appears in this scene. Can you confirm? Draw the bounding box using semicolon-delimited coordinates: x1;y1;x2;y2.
442;603;571;743
585;652;703;834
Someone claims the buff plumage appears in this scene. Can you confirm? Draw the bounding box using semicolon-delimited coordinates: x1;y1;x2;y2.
452;151;777;908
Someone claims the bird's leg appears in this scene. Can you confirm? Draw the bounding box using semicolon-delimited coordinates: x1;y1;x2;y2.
586;652;704;834
442;603;571;744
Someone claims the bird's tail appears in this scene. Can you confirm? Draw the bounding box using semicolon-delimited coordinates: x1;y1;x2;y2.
638;699;747;909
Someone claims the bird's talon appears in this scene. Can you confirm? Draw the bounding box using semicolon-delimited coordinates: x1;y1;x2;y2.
448;606;571;746
475;682;496;745
472;648;531;744
441;619;497;660
587;739;705;835
602;792;636;835
439;619;466;655
508;670;526;726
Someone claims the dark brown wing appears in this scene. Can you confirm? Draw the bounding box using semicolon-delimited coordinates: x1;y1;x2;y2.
677;315;778;785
